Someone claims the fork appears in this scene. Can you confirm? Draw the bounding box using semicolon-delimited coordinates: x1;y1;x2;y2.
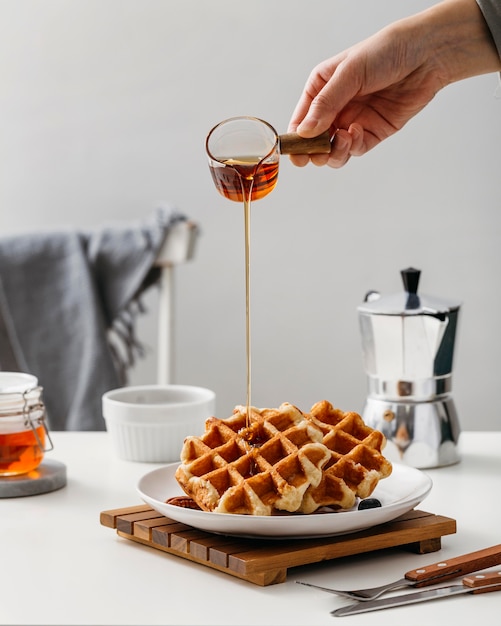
296;577;411;601
296;543;501;601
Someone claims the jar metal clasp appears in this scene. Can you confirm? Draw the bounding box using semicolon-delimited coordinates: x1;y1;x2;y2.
23;387;53;453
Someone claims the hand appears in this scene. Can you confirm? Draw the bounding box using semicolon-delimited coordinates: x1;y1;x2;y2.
288;28;441;168
288;0;501;168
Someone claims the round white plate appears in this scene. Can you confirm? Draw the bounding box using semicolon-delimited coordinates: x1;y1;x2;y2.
137;462;432;539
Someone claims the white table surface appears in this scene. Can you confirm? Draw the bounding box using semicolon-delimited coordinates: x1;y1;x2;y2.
1;431;500;626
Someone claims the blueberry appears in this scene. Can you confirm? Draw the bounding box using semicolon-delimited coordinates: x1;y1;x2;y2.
358;498;382;510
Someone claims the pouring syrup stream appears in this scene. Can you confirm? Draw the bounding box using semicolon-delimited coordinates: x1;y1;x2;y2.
244;192;252;424
208;156;278;427
206;119;328;433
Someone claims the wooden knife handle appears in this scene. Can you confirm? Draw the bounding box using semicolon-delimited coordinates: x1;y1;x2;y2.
279;131;331;155
405;544;501;587
463;570;501;594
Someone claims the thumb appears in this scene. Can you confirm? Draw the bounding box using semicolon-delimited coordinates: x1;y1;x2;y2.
296;95;334;137
297;62;359;137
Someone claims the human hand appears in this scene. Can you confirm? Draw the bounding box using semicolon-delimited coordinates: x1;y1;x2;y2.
288;22;442;168
288;0;501;168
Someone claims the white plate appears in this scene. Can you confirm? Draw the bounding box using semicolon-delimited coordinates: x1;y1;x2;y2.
137;463;432;539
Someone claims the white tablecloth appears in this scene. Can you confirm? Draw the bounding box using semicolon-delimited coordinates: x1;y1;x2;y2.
1;431;500;625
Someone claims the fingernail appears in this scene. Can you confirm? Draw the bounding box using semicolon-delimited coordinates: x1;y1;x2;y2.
297;117;320;134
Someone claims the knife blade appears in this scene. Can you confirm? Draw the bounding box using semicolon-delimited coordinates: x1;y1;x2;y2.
331;570;501;617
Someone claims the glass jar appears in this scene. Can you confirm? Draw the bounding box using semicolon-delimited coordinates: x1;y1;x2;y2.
0;372;53;477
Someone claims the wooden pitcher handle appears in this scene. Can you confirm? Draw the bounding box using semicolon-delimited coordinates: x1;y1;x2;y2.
279;130;331;155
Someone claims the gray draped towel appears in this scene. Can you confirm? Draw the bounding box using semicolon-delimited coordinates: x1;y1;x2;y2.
0;206;187;430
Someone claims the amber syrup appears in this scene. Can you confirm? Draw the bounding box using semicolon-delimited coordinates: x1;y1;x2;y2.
209;157;278;202
0;425;45;476
209;156;278;430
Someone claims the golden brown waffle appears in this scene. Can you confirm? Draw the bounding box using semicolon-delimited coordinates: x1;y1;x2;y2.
299;401;392;513
175;401;392;516
175;403;330;515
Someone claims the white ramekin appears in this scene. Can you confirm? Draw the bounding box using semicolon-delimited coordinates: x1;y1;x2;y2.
102;384;216;462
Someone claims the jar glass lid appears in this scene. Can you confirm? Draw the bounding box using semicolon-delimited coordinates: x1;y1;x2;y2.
0;372;38;394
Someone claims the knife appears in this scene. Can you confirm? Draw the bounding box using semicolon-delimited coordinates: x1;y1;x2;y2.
297;543;501;600
331;570;501;617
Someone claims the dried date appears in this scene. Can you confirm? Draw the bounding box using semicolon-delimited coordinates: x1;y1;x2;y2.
166;496;202;510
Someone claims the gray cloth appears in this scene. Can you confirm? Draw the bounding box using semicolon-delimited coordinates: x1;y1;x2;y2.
477;0;501;59
0;206;187;431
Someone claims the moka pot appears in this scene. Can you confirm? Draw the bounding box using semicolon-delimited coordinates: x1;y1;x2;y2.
358;268;461;468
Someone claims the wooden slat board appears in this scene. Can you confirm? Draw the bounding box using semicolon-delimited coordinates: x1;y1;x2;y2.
100;505;456;586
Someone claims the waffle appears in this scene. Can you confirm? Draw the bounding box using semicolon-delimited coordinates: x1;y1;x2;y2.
298;401;392;513
175;401;392;516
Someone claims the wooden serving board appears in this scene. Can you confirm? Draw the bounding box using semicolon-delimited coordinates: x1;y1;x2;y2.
100;505;456;586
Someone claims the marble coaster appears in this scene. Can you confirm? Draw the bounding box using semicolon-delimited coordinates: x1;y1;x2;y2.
0;459;67;498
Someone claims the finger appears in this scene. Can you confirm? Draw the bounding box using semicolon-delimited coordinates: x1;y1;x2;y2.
310;152;331;167
289;60;338;138
347;123;366;156
288;153;311;167
296;88;335;138
297;55;362;139
326;129;352;168
288;92;314;134
288;76;320;134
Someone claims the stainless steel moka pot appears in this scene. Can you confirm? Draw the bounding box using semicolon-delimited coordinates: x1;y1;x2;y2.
358;268;461;468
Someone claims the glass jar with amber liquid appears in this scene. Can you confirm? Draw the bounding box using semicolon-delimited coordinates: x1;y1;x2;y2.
0;372;52;477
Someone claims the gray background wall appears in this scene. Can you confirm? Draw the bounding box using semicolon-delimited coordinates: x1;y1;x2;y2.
1;0;500;430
